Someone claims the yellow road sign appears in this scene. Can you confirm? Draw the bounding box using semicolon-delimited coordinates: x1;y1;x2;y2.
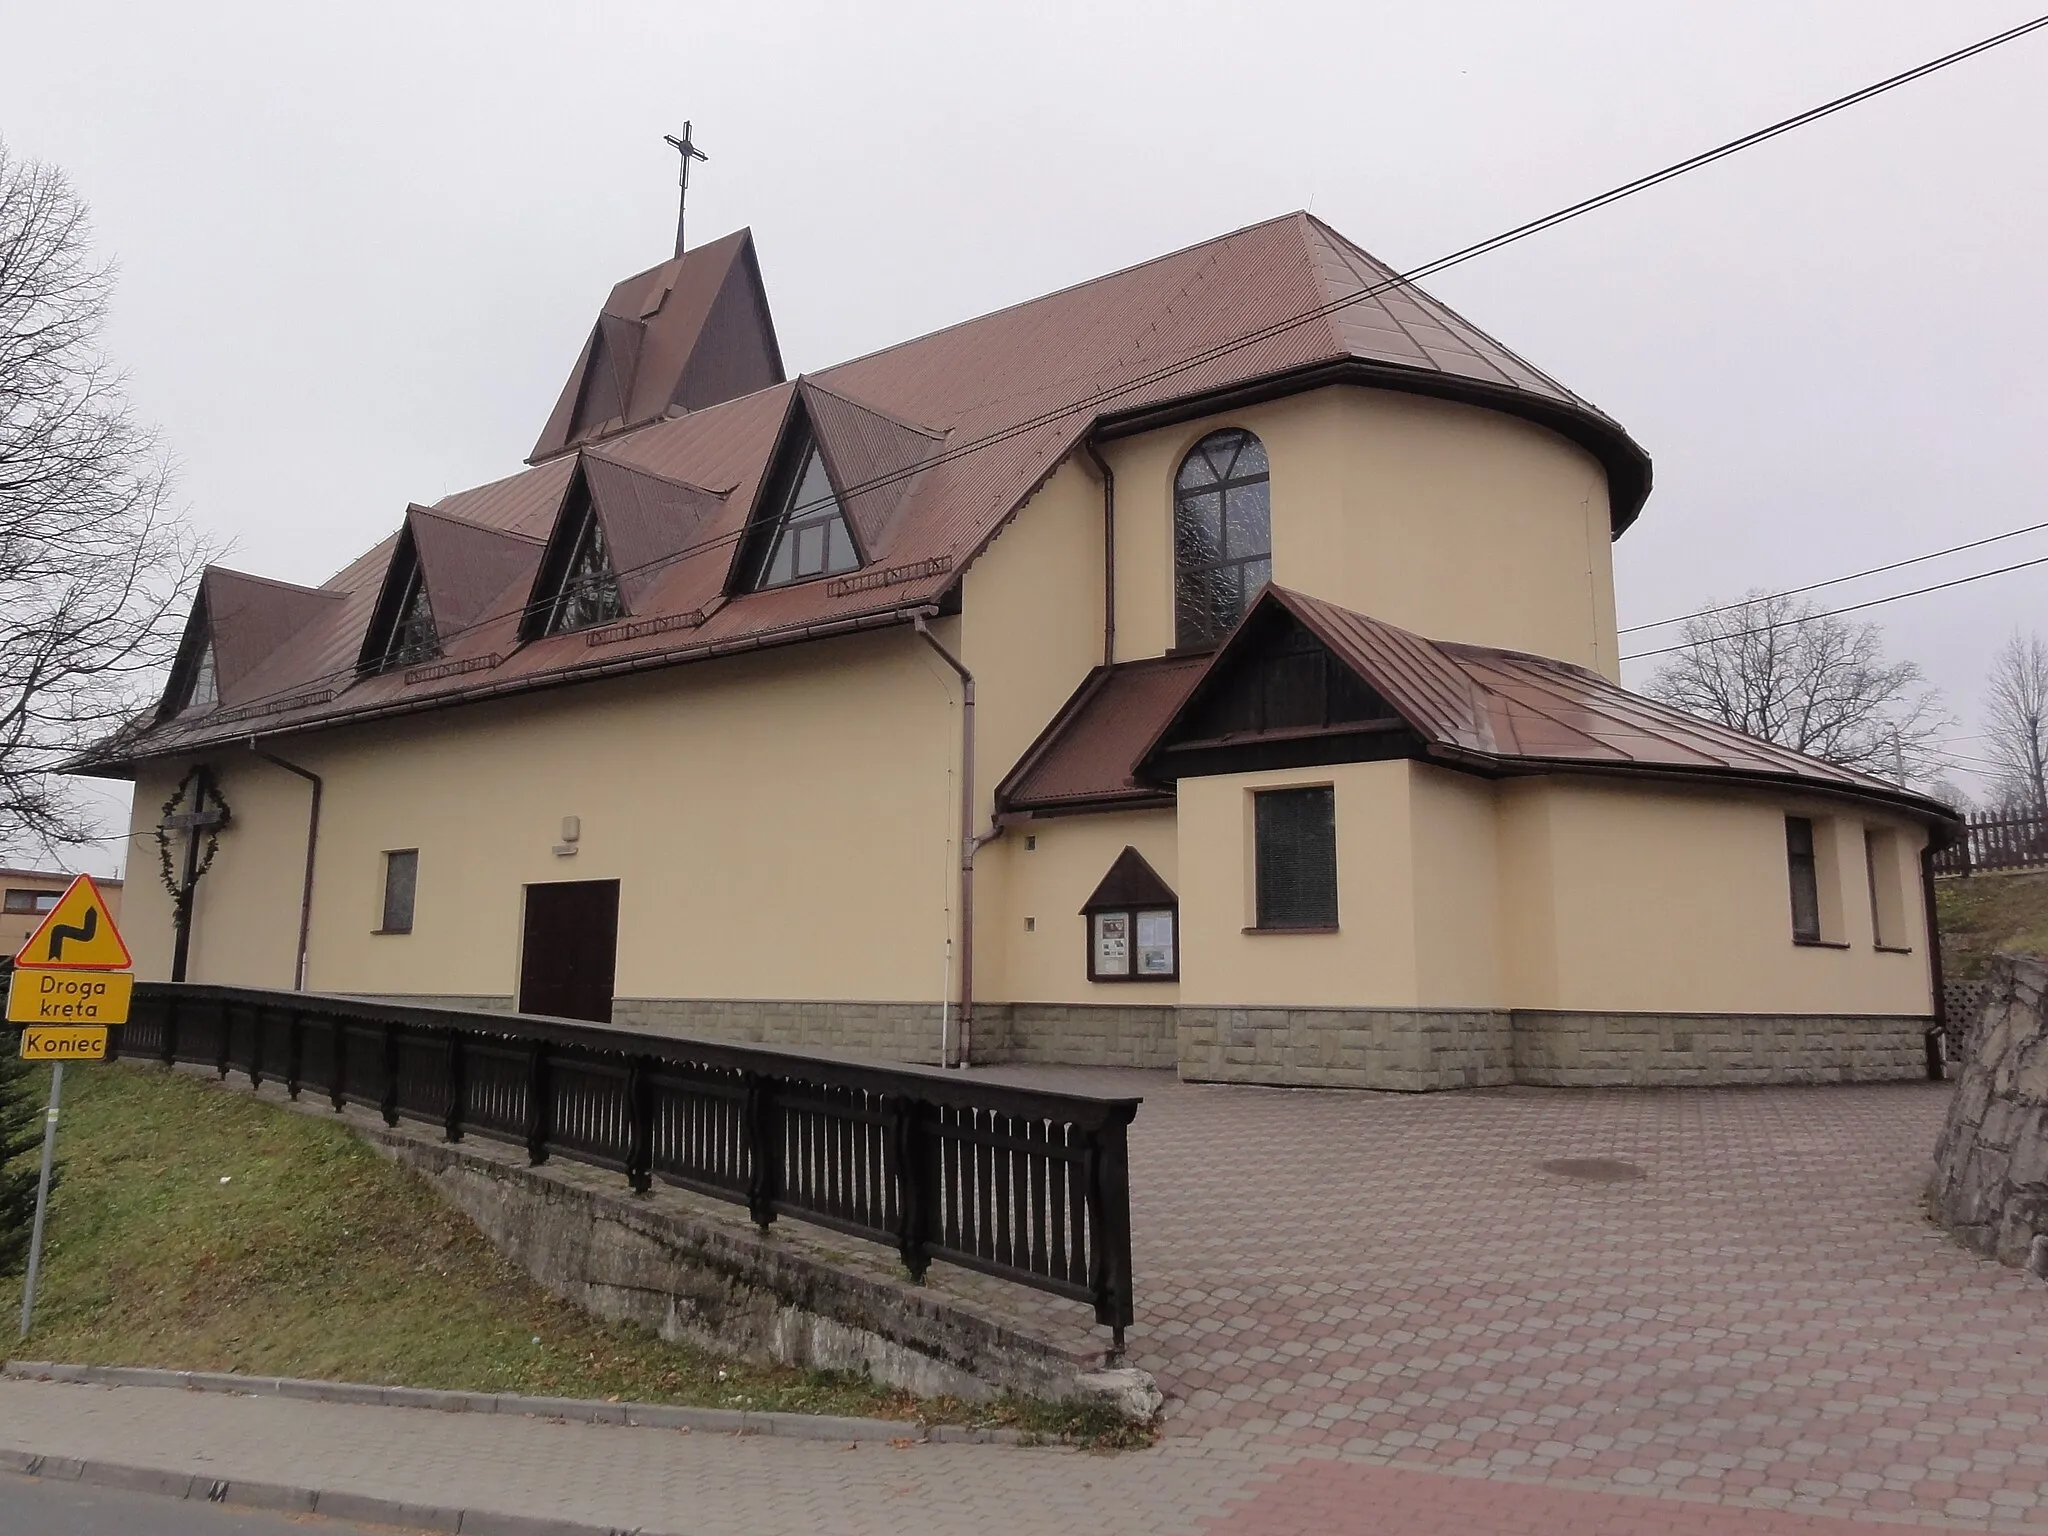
17;1026;108;1061
8;967;132;1025
14;873;132;970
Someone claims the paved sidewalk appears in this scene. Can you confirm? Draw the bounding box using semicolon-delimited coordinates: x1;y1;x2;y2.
6;1077;2045;1534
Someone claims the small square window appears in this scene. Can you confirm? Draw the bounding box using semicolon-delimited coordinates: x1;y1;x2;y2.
1254;786;1338;930
379;849;418;934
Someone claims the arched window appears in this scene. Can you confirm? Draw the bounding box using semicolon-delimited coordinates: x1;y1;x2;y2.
1174;429;1270;649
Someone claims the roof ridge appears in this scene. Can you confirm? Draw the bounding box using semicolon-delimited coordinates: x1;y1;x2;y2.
812;211;1313;381
407;503;548;542
796;376;947;442
580;447;733;498
205;565;348;602
1301;213;1599;414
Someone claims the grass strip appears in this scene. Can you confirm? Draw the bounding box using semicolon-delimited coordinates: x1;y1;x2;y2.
1;1059;1145;1448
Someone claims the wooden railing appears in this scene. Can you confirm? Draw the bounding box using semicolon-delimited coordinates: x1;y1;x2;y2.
119;984;1140;1345
1931;810;2048;876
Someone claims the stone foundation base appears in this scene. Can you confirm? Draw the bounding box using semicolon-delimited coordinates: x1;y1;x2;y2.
355;993;1931;1091
1176;1008;1515;1092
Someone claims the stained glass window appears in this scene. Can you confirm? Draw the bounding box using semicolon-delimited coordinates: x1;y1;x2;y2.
374;562;439;670
183;639;218;713
546;509;626;634
1174;429;1271;649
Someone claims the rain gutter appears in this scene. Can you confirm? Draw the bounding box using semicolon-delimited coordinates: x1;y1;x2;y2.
1084;440;1116;667
912;615;998;1069
247;741;322;991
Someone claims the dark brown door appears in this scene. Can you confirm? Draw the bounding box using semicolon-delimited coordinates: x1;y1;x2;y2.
517;880;620;1022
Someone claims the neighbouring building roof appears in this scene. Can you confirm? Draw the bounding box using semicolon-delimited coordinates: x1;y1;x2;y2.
82;213;1653;775
1006;587;1960;829
0;868;121;885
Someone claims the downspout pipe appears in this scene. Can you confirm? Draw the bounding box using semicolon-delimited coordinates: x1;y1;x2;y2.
248;740;322;992
1084;439;1116;667
913;615;989;1068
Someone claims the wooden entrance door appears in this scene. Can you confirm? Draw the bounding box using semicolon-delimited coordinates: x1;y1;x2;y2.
517;880;620;1022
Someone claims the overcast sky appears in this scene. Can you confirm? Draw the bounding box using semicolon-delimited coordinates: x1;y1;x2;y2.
5;0;2046;873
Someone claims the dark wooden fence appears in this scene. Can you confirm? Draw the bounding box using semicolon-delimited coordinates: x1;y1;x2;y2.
119;984;1140;1345
1932;810;2048;876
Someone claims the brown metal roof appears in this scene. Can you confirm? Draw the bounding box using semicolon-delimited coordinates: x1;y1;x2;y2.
1080;846;1178;912
92;213;1655;773
528;229;784;463
407;507;546;632
1133;588;1960;826
997;655;1208;814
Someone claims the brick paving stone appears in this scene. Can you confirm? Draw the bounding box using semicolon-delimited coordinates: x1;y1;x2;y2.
6;1077;2047;1533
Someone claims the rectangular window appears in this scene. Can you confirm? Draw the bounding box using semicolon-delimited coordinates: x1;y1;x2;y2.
1866;827;1908;949
1086;907;1177;981
3;888;58;915
1786;817;1821;943
379;849;418;934
1254;786;1338;930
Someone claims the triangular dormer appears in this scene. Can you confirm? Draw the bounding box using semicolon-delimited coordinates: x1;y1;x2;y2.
358;508;547;675
520;455;726;639
160;567;346;721
730;381;943;594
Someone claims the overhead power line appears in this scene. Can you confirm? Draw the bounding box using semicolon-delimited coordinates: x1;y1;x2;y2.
1619;517;2048;635
1619;552;2048;662
181;15;2048;723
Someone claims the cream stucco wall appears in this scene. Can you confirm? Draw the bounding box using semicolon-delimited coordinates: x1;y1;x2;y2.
978;809;1179;1005
1170;758;1933;1017
1176;760;1424;1009
1102;385;1619;676
1500;777;1934;1016
124;628;959;1005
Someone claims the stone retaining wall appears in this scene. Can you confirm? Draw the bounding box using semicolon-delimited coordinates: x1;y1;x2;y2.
1930;956;2048;1266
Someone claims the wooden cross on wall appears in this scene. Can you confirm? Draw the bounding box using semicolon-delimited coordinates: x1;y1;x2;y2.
159;776;230;983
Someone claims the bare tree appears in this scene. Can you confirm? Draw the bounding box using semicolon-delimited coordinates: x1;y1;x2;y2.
0;142;210;854
1646;590;1949;785
1982;631;2048;815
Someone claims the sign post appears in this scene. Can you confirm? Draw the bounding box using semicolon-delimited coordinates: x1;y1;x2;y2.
9;872;132;1338
17;1063;62;1339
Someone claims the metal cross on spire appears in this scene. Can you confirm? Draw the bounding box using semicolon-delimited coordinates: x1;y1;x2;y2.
663;123;709;257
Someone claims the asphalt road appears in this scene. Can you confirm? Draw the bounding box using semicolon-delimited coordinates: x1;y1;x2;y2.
0;1475;399;1535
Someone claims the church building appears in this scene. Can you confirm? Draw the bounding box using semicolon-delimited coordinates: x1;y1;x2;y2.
79;209;1957;1090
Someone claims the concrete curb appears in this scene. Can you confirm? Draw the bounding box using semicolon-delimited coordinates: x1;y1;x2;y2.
2;1447;634;1535
2;1361;1028;1445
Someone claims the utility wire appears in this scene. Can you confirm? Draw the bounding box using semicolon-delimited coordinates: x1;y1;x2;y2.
169;14;2048;724
1619;517;2048;635
1619;552;2048;662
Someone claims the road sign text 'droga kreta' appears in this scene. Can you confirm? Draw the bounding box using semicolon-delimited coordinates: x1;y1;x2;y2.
6;969;132;1025
13;873;131;970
